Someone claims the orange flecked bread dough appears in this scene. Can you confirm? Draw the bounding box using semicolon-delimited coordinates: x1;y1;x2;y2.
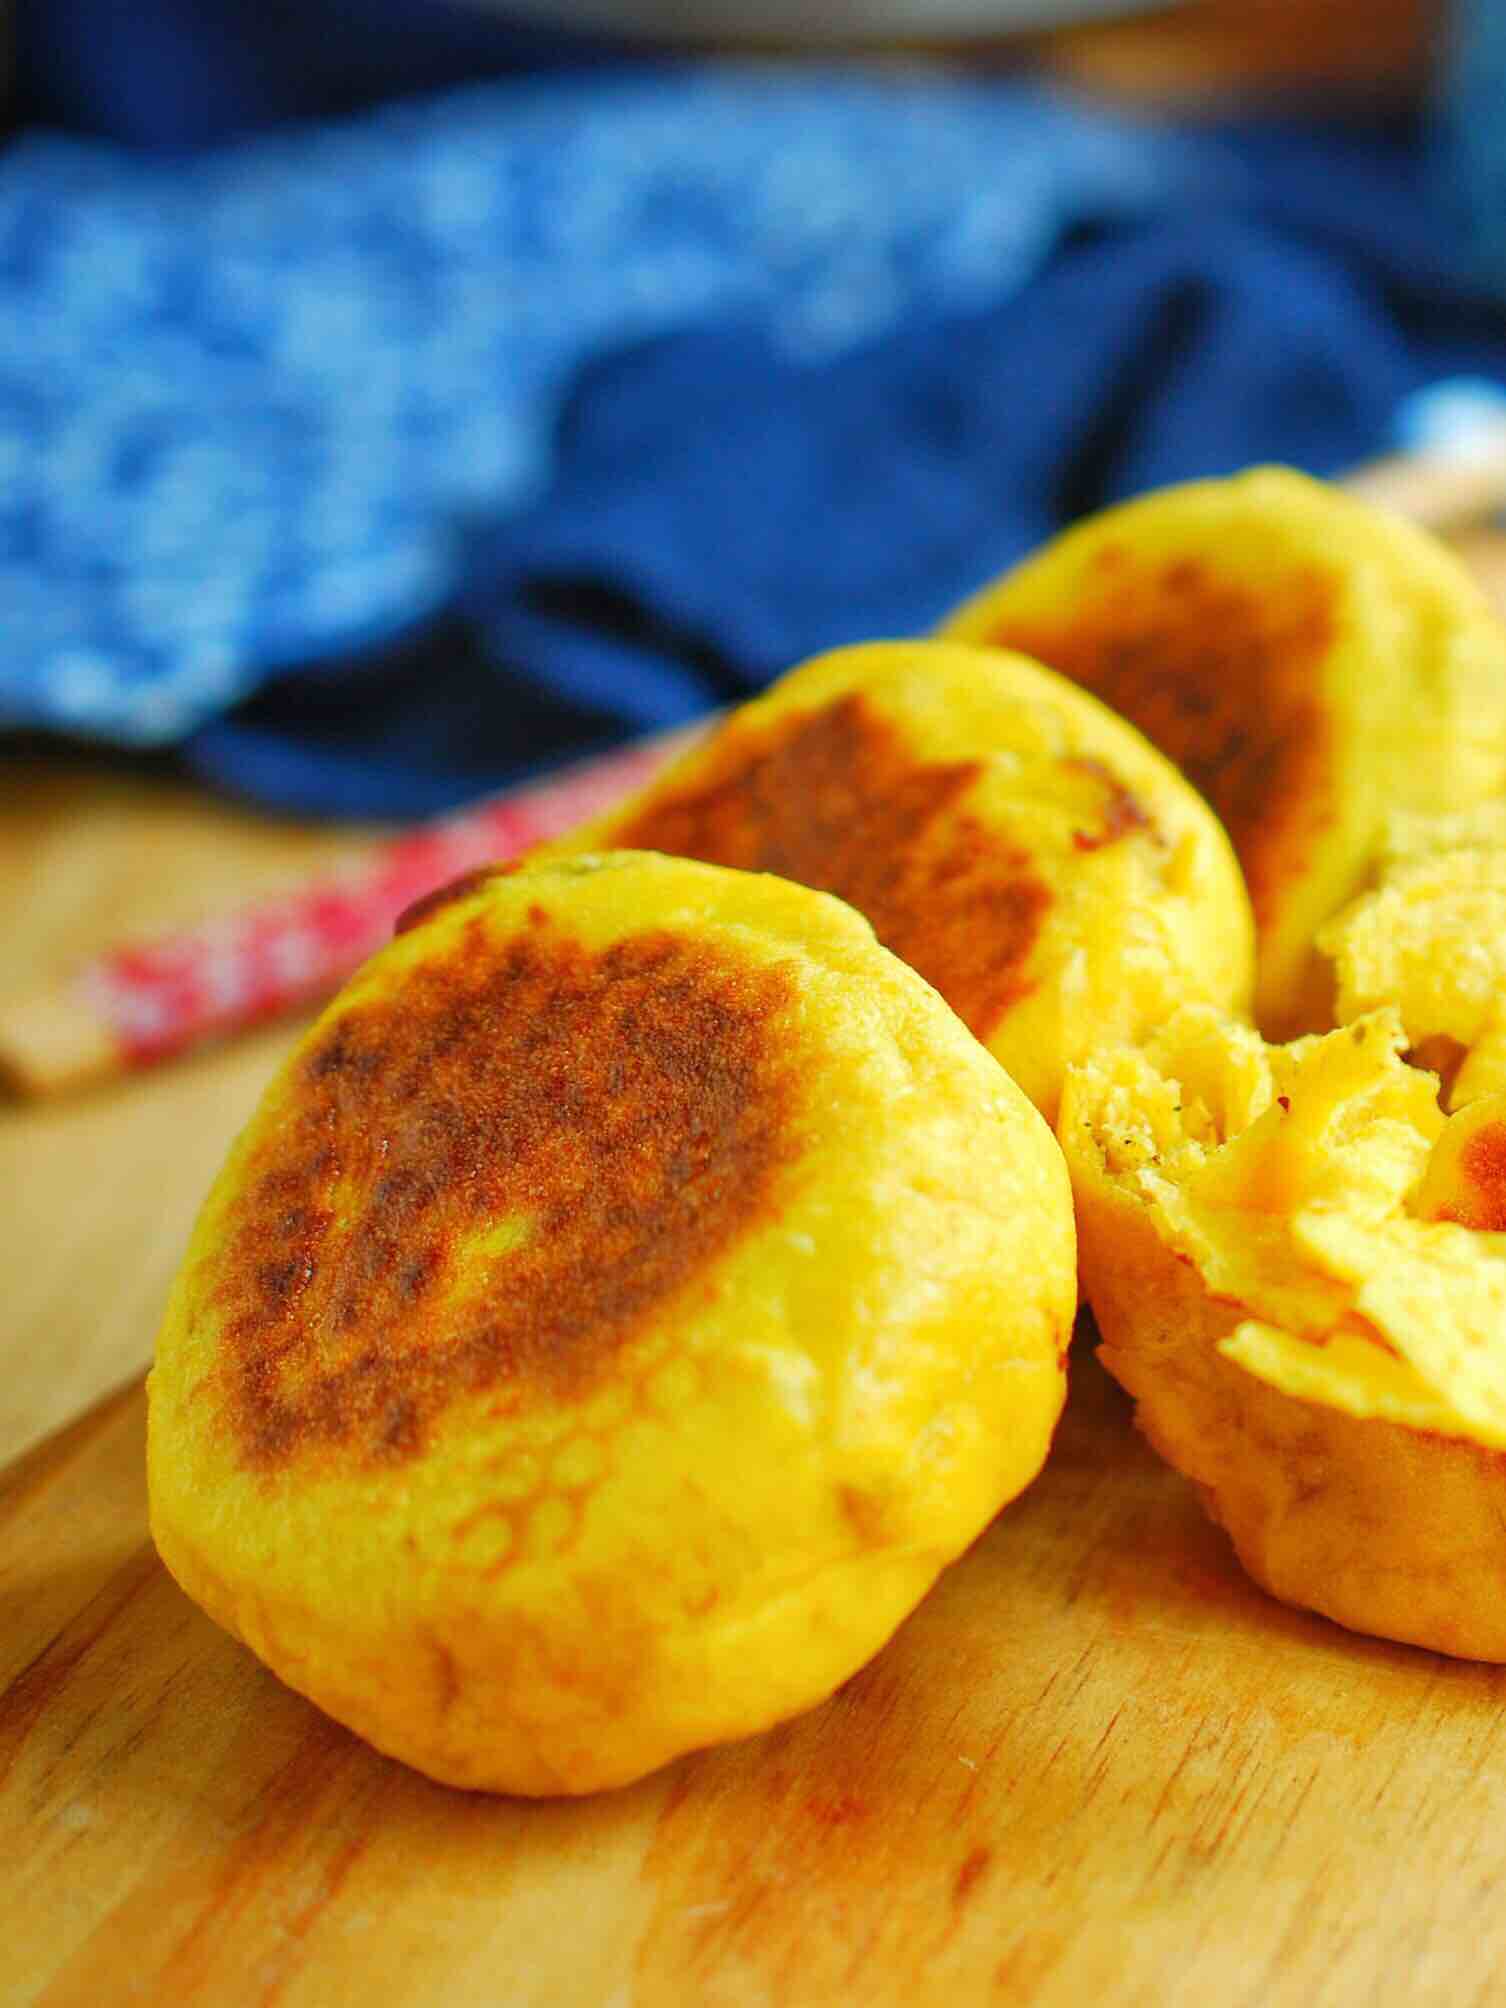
544;639;1253;1123
941;468;1506;1038
1061;1004;1506;1660
149;852;1075;1795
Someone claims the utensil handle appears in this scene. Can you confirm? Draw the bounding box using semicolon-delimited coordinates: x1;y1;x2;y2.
0;724;701;1097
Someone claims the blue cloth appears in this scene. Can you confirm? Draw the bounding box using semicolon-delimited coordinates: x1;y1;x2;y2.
3;66;1505;815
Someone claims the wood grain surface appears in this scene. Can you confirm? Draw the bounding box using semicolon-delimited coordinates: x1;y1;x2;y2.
7;755;1506;2007
6;1349;1506;2008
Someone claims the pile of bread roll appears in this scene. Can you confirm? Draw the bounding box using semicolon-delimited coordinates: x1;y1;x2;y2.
149;467;1506;1793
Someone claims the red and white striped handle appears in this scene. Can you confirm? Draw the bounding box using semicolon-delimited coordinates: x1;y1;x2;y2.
1;724;701;1095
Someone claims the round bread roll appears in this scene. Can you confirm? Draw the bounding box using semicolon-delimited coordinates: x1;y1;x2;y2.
1061;1004;1506;1659
149;852;1075;1794
941;468;1506;1038
546;639;1253;1123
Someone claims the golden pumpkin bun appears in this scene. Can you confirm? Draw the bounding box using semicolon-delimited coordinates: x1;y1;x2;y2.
940;467;1506;1038
544;639;1253;1124
1060;1004;1506;1659
148;851;1075;1796
1320;819;1506;1109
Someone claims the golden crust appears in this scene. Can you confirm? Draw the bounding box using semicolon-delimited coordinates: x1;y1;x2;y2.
942;468;1506;1038
149;852;1076;1792
1061;1006;1506;1659
545;639;1253;1123
1320;827;1506;1109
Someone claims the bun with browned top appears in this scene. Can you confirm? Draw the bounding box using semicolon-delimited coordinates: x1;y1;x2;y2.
149;852;1075;1793
546;638;1254;1124
942;467;1506;1037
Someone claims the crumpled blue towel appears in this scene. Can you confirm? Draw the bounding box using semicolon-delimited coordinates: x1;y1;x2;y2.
3;69;1505;816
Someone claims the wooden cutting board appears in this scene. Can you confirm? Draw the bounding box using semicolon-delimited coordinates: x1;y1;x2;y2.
8;761;1506;2007
7;1349;1506;2008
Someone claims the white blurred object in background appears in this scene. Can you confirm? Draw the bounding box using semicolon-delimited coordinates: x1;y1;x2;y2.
462;0;1161;43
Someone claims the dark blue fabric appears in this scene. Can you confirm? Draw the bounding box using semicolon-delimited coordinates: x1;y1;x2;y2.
196;118;1506;818
7;17;1506;816
0;72;1192;767
16;0;623;149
